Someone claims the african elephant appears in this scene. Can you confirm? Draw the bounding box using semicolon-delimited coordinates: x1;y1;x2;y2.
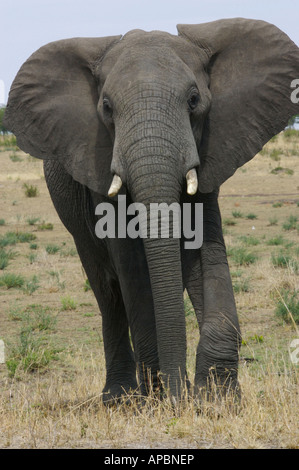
4;18;299;403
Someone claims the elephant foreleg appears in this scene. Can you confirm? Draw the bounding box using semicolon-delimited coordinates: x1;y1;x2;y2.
182;190;241;400
43;160;137;404
196;241;241;398
107;236;160;398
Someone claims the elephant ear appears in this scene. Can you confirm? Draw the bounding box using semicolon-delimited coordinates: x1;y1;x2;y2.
177;19;299;193
4;36;121;194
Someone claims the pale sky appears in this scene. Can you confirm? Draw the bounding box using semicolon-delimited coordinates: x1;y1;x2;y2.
1;0;299;104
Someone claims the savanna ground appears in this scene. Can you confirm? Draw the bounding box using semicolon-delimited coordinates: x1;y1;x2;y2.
0;131;298;449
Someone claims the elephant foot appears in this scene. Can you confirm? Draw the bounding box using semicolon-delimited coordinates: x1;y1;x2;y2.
102;380;140;407
194;371;242;415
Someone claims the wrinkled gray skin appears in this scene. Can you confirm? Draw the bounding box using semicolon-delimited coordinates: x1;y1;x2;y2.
4;18;299;403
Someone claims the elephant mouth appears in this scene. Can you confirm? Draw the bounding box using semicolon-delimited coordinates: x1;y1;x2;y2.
108;167;198;198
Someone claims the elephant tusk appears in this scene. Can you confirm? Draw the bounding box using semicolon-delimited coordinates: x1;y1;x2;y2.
108;174;122;197
186;168;198;195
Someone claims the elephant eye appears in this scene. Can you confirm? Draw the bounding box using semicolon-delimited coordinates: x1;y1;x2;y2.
188;92;200;111
103;97;113;116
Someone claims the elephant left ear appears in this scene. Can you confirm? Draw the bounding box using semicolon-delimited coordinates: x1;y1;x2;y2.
178;18;299;193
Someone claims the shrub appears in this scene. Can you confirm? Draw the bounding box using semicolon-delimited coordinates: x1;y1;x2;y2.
223;218;236;226
26;217;40;226
232;210;243;218
245;213;258;220
23;184;38;197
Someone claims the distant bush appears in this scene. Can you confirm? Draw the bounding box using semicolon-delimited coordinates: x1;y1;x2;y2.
0;134;18;148
0;106;8;135
284;128;299;139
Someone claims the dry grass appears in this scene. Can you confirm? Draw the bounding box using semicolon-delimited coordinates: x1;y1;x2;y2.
0;132;299;448
0;349;298;449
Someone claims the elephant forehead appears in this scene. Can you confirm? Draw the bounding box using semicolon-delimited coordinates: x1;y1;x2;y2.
100;31;196;72
99;32;200;90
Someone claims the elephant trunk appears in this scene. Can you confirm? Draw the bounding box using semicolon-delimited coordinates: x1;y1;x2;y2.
131;170;187;399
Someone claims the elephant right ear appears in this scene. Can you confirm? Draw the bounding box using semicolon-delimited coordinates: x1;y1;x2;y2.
4;36;121;194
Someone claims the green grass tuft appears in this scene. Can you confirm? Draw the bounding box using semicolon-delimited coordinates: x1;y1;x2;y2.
23;183;38;197
0;273;25;289
275;290;299;325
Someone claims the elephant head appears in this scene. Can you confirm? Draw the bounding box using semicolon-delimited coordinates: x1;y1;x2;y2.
4;18;299;398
